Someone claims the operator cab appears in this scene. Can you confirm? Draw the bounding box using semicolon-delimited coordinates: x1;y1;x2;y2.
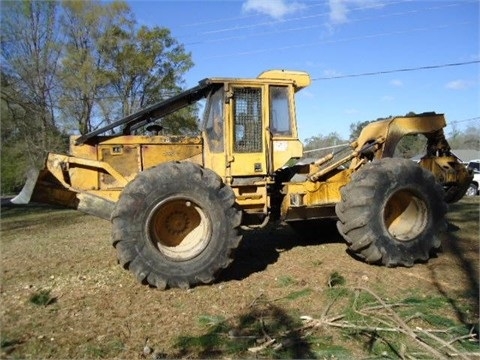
201;71;307;181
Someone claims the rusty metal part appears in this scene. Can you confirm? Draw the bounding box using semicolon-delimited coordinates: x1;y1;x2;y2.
308;137;385;182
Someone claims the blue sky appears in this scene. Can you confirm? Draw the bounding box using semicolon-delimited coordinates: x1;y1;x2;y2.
128;0;479;141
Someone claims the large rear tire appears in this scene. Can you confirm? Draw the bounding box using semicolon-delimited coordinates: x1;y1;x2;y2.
111;162;242;289
335;158;447;267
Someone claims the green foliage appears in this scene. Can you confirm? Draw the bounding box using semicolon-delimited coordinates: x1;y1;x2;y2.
0;96;67;194
1;337;20;349
311;341;351;359
0;139;29;194
1;0;195;191
174;290;478;359
81;338;124;358
197;315;226;328
175;314;237;357
402;295;447;307
399;295;457;327
327;271;346;287
277;275;296;287
59;1;133;135
175;332;225;355
162;105;200;135
100;22;194;119
284;288;313;301
29;289;56;307
324;288;478;358
448;124;480;150
1;0;66;189
325;286;350;299
58;1;195;135
393;134;427;158
303;132;347;157
349;119;375;141
174;302;319;359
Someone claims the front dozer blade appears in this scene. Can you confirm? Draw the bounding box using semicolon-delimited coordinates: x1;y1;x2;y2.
11;165;115;220
10;168;40;205
11;167;78;208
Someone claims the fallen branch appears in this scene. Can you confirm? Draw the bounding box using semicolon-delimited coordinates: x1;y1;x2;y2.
354;287;450;360
247;338;276;353
447;333;478;345
416;327;471;360
242;287;475;358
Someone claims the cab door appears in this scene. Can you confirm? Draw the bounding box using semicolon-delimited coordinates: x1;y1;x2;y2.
228;86;269;177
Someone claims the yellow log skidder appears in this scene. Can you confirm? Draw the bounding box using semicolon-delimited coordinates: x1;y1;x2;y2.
13;70;473;289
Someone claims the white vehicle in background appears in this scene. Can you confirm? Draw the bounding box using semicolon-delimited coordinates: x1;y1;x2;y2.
465;159;480;196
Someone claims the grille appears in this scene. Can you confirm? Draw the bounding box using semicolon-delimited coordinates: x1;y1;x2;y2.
234;88;262;153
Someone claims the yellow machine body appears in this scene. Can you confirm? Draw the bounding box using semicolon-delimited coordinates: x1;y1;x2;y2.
15;70;472;224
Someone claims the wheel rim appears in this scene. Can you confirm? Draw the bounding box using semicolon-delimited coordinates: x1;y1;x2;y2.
383;189;428;242
146;197;211;261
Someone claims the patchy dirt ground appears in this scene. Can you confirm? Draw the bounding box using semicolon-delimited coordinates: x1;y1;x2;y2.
1;197;479;359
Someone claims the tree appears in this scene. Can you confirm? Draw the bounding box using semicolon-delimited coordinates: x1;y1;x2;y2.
303;132;347;158
159;106;200;135
0;91;30;194
393;134;427;159
1;0;196;193
348;113;427;159
100;23;195;134
447;124;480;150
59;0;136;135
0;0;65;159
349;119;373;141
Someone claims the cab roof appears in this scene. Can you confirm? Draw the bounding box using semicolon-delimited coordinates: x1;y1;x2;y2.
75;70;310;145
204;69;311;91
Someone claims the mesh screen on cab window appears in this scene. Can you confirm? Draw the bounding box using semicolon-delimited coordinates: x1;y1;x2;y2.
233;87;263;153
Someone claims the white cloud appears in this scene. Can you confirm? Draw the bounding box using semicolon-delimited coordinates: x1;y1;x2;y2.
323;68;343;78
329;0;349;24
390;79;403;87
242;0;305;19
328;0;384;25
445;79;474;90
381;95;394;102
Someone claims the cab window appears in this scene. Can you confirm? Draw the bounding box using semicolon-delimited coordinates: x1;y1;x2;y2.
270;86;292;136
204;87;224;152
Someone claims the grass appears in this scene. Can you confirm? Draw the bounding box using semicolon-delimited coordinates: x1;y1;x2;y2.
283;288;313;301
328;271;346;287
81;338;124;358
174;299;323;359
28;289;56;307
0;197;478;359
173;283;478;359
277;275;296;286
327;288;478;358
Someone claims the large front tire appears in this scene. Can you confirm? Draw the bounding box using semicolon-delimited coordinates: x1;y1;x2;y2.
336;158;447;267
111;162;242;289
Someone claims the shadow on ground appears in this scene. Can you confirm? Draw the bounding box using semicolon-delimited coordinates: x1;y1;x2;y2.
218;219;345;284
431;199;480;339
167;295;325;359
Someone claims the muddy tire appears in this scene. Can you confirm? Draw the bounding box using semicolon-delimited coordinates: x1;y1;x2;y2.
335;158;447;267
444;182;472;203
111;162;242;289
